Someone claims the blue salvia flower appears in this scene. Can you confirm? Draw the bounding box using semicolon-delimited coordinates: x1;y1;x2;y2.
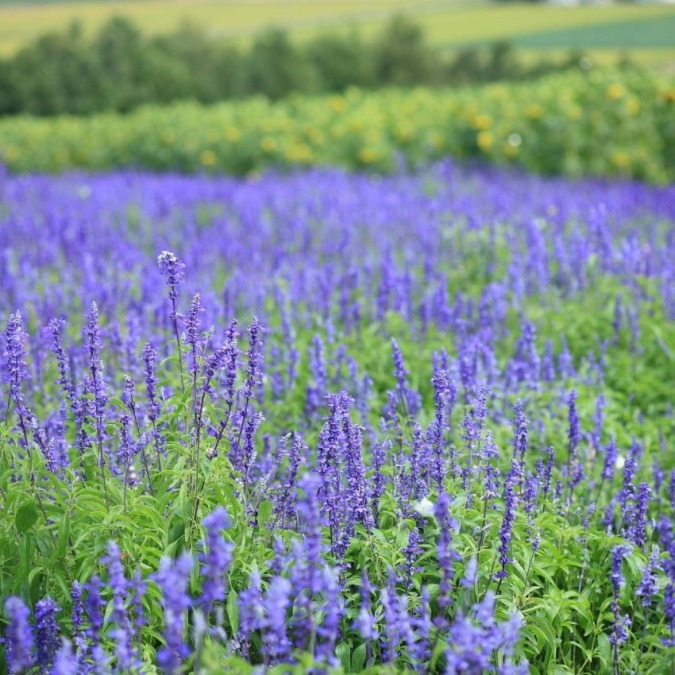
103;541;134;669
199;507;234;615
430;366;450;483
541;339;556;381
567;390;580;462
354;571;378;641
4;596;35;674
381;577;401;665
131;569;146;637
51;639;77;675
663;584;675;647
495;463;517;589
315;566;342;665
628;482;651;550
372;439;387;516
84;575;105;651
260;577;291;665
116;411;134;481
157;250;185;304
435;492;459;614
636;545;661;609
601;438;619;483
70;581;85;656
402;527;422;589
154;553;194;674
238;570;263;659
47;318;74;403
273;432;304;526
222;319;239;410
241;317;263;401
4;312;30;410
462;556;478;590
340;394;373;532
142;343;160;422
85;302;108;470
185;292;202;379
591;393;605;450
610;545;632;595
619;454;636;509
412;587;432;671
35;597;61;673
512;400;528;463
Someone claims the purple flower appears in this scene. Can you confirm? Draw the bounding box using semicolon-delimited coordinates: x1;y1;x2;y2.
610;544;632;595
35;597;61;673
185;292;202;377
51;639;77;675
628;482;651;550
48;318;74;402
601;438;619;483
495;462;517;587
435;492;459;613
567;390;580;462
636;545;661;608
260;576;291;665
142;342;160;422
462;556;478;589
238;570;263;656
354;572;378;641
4;596;35;674
241;318;263;401
199;507;234;614
102;541;134;669
157;250;185;303
512;400;528;463
154;553;194;674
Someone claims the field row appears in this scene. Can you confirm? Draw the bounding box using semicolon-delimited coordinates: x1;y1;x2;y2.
1;69;673;182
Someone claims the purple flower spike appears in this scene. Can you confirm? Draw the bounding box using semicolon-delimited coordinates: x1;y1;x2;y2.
4;596;35;674
199;506;234;614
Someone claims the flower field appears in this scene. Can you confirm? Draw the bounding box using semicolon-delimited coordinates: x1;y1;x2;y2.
1;68;674;183
0;159;674;673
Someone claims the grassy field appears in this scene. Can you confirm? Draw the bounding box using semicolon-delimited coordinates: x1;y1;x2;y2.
0;0;673;68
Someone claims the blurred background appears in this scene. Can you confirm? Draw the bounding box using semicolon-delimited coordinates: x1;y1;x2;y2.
0;0;674;116
0;0;673;183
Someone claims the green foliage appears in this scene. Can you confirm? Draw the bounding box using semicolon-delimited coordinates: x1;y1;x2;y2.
0;13;610;118
0;68;673;183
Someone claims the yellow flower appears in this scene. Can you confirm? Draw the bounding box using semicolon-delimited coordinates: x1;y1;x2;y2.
606;83;625;101
477;131;493;153
358;147;379;164
471;114;493;130
611;151;630;169
286;143;313;163
200;150;216;167
525;104;543;120
261;137;277;153
225;128;240;142
626;98;640;116
330;96;346;113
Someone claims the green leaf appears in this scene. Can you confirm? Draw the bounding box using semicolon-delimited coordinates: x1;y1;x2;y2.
257;500;273;529
15;501;39;533
336;642;351;672
351;643;367;672
227;590;239;636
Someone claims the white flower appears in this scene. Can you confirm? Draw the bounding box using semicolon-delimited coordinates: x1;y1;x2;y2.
414;497;435;518
615;454;625;470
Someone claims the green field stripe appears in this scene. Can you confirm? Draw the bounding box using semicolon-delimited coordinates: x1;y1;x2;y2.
512;14;675;50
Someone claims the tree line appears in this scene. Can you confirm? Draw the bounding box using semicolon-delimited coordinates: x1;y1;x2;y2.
0;14;602;117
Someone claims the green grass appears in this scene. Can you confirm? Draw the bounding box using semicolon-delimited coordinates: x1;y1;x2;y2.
515;14;675;49
0;0;673;69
